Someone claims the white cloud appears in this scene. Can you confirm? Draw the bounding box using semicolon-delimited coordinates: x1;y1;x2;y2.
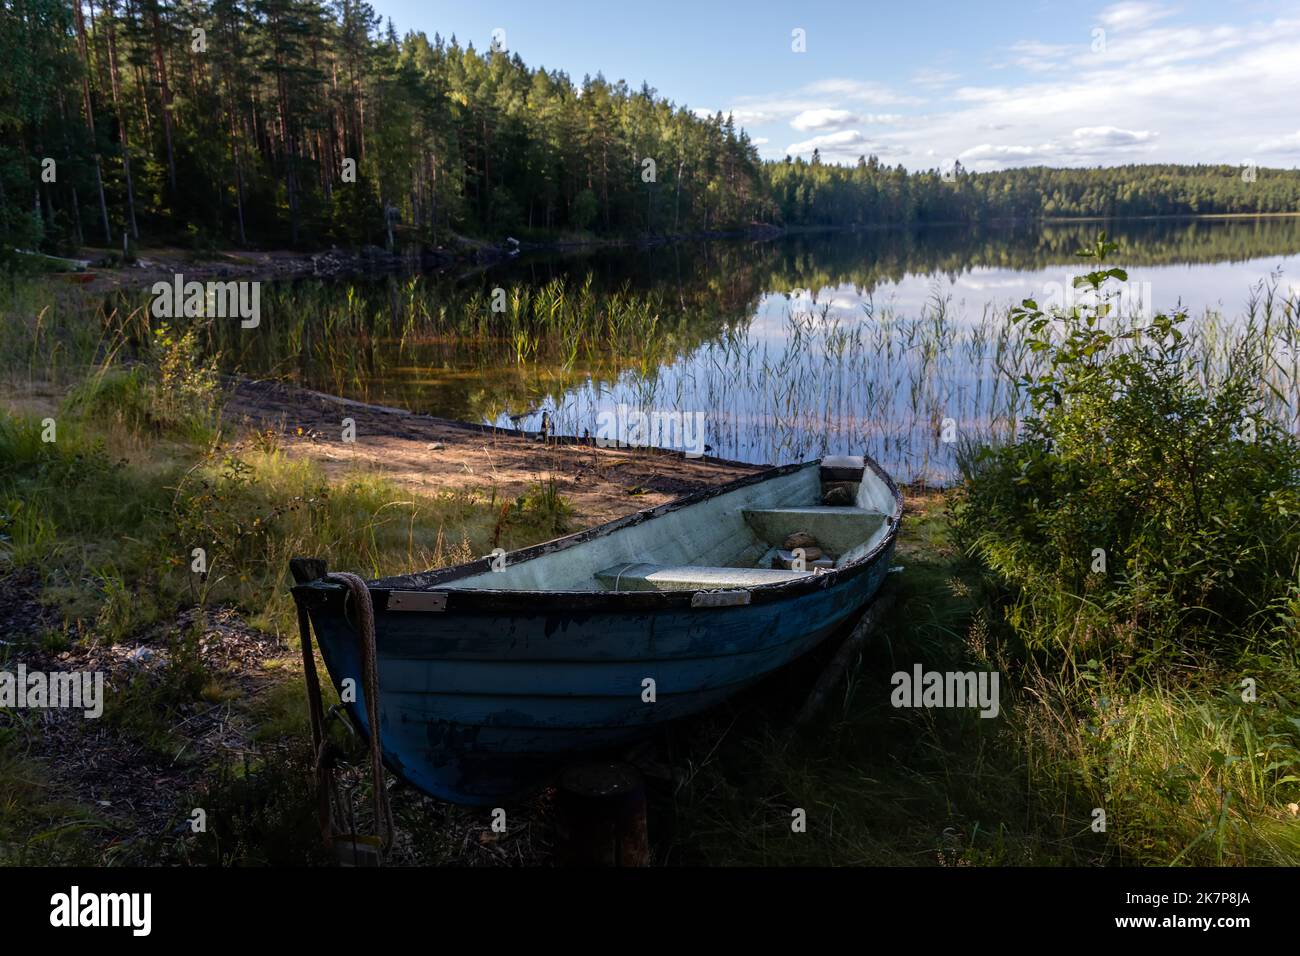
1257;130;1300;154
1069;126;1158;148
801;79;920;106
790;109;902;132
791;108;860;132
716;79;918;131
955;128;1157;168
916;17;1300;170
1098;1;1175;32
953;86;1010;103
729;108;777;125
786;130;879;158
1002;40;1073;73
912;67;961;88
959;143;1051;163
734;8;1300;171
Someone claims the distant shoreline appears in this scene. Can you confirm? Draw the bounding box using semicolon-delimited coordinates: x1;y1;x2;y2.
1032;211;1300;223
34;211;1300;293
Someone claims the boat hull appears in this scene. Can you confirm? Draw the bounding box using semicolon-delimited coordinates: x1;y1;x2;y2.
293;459;902;804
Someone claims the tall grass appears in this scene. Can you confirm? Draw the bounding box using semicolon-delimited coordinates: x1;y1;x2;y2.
20;267;1300;487
1019;657;1300;865
664;491;1300;867
150;270;1300;487
167;275;719;423
0;409;572;642
3;253;1298;866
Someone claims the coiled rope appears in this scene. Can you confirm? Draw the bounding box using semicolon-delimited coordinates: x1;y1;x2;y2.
298;572;394;859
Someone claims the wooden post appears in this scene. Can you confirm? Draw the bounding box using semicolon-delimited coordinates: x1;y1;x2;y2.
554;762;650;866
792;581;898;729
290;556;329;585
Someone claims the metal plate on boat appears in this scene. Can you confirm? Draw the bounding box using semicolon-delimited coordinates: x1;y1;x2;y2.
691;590;752;608
387;591;449;612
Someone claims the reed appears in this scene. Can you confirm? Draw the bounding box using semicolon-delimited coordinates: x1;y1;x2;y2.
26;265;1294;491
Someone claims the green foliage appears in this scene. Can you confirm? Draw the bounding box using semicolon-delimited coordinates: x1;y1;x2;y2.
571;189;599;230
7;1;1297;257
954;235;1300;665
0;1;766;250
516;477;573;538
673;491;1300;867
63;321;219;440
0;725;107;866
149;322;221;433
765;159;1300;228
100;618;211;754
1073;665;1300;865
167;745;333;866
0;389;574;643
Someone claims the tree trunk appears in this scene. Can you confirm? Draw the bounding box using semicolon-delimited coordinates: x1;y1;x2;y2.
103;0;138;238
73;0;112;243
148;3;178;194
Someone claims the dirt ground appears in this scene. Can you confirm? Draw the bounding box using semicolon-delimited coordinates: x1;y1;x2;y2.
0;377;768;863
50;244;467;294
224;378;761;528
0;375;761;529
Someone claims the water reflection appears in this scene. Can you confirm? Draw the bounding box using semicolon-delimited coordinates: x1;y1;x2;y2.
211;216;1300;483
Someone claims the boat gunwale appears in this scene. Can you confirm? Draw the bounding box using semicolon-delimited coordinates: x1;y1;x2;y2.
292;456;903;613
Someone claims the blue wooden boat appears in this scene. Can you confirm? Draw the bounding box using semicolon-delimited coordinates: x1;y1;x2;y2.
290;455;902;805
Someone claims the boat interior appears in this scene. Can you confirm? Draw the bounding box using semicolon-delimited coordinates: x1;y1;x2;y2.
444;458;897;593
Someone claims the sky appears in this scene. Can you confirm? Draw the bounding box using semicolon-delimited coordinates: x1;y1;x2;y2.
372;0;1300;172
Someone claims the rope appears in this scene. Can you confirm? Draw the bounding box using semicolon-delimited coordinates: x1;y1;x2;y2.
327;571;394;854
296;574;394;859
611;562;635;591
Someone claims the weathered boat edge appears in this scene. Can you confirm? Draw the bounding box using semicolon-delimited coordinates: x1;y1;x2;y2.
290;456;903;613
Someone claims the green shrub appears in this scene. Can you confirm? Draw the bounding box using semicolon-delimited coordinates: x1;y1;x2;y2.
61;366;155;434
62;322;219;441
953;236;1300;666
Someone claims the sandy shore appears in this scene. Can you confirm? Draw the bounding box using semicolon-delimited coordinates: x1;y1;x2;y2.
224;378;760;528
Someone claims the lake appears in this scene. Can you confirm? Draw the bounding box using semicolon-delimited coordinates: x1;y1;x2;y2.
222;216;1300;484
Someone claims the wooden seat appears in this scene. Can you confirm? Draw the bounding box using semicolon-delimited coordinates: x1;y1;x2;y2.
595;562;809;592
741;506;886;555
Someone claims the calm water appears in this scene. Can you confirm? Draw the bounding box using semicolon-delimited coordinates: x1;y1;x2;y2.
248;217;1300;483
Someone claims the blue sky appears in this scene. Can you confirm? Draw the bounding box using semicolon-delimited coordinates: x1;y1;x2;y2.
373;0;1300;170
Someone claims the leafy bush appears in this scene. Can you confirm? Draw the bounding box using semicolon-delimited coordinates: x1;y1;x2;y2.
953;236;1300;666
63;321;219;440
152;322;220;427
572;189;599;230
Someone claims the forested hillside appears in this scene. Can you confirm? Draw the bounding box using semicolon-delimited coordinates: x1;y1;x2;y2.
3;0;1299;259
765;159;1300;226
